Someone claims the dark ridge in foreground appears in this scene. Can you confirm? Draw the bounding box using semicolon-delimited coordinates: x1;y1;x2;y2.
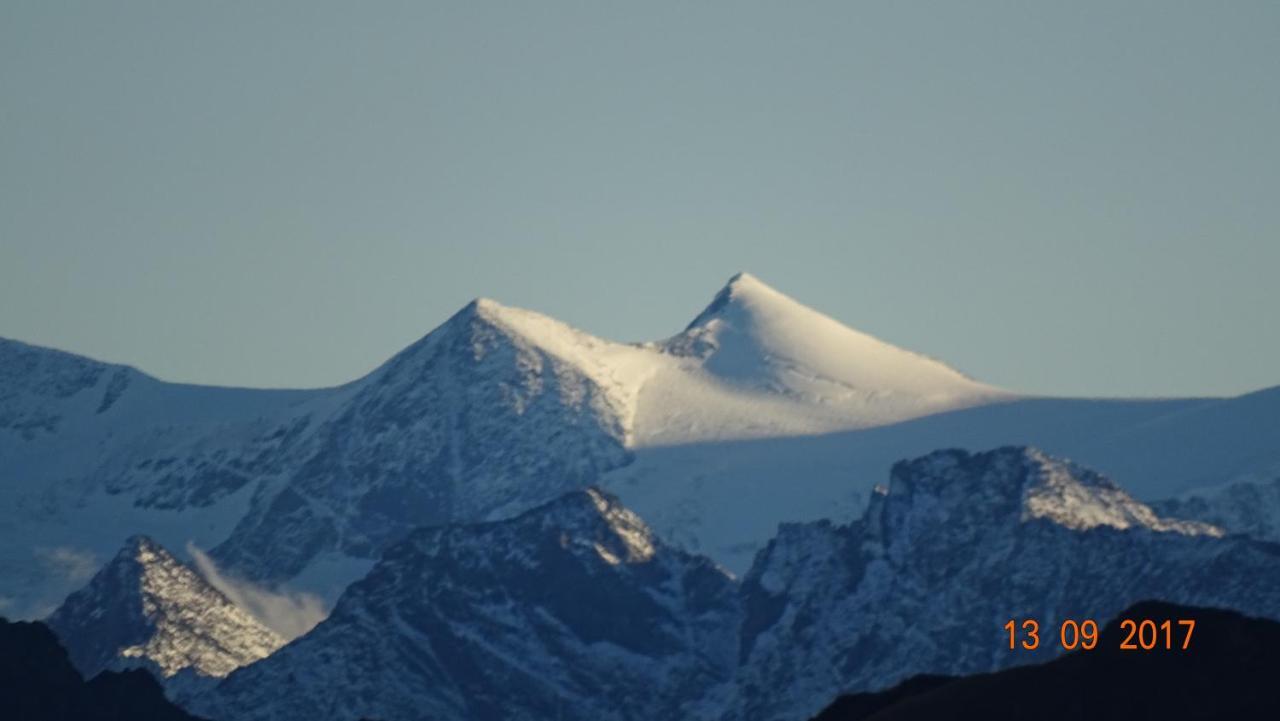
0;616;206;721
812;601;1280;720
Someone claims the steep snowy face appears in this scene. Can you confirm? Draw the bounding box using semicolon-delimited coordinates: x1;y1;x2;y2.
194;488;741;721
0;337;141;442
735;447;1280;721
210;301;638;582
657;273;1006;425
45;536;284;680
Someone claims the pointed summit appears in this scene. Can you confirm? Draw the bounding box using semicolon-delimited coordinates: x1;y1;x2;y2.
683;271;772;330
46;536;284;680
380;294;637;386
670;272;1007;412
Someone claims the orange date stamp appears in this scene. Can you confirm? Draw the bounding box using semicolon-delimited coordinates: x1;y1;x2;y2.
1004;618;1195;651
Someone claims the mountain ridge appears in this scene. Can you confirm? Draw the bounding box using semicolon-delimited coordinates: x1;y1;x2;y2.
730;446;1280;720
188;448;1280;721
192;486;741;721
3;273;1279;618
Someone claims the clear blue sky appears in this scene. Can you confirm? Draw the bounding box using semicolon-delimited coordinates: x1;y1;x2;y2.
2;2;1277;397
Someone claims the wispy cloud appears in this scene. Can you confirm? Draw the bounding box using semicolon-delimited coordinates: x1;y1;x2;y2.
186;543;328;641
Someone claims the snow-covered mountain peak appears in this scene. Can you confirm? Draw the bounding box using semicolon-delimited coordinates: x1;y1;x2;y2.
46;536;285;680
680;271;774;330
427;296;618;356
877;447;1223;542
664;273;1007;411
319;275;1014;456
376;295;651;426
465;297;629;362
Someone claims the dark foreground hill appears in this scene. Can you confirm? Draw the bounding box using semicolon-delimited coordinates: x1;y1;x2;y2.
812;601;1280;721
0;616;205;721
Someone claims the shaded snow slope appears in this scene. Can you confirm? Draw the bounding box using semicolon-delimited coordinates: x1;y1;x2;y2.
2;274;1278;616
630;273;1010;445
603;390;1280;573
45;536;283;680
661;272;1002;421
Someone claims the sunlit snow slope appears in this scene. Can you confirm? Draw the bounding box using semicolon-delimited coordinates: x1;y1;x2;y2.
2;272;1277;617
636;272;1007;443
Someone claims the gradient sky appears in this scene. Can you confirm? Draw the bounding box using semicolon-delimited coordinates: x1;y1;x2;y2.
2;2;1277;397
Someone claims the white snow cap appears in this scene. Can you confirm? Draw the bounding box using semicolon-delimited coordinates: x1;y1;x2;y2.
665;271;1007;408
396;272;1012;446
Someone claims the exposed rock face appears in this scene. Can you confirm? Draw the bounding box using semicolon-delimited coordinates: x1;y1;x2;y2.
732;447;1280;721
46;536;284;680
211;300;636;583
194;488;740;721
191;449;1280;721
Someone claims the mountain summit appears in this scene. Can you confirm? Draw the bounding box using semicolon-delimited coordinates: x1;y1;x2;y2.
667;272;1004;412
46;536;284;680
